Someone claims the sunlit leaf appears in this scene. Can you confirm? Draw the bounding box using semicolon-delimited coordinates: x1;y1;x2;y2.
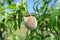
5;4;16;10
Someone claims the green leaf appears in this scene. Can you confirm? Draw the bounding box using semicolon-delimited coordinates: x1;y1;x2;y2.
0;23;6;31
6;0;15;4
5;4;16;10
17;9;22;29
14;20;17;31
0;7;4;11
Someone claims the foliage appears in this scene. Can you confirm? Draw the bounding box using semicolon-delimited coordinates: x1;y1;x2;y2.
0;0;60;40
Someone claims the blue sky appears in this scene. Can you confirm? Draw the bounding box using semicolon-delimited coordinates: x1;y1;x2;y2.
15;0;35;13
16;0;56;13
4;0;56;13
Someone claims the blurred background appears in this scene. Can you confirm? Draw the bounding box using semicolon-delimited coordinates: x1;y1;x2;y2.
0;0;60;40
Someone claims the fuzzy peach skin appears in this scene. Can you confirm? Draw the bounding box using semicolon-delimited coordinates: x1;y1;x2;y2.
24;16;37;30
